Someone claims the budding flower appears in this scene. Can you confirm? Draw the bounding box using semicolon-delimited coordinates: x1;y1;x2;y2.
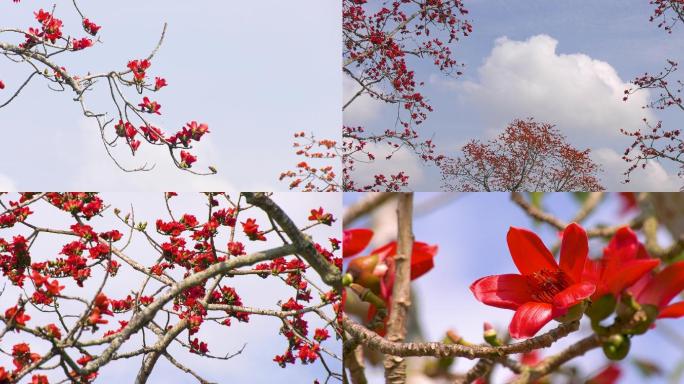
602;334;631;361
483;322;502;346
446;330;462;344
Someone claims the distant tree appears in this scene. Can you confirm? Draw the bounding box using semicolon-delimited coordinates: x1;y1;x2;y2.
440;119;604;191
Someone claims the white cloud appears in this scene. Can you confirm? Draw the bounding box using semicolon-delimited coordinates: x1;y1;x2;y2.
593;147;681;191
458;34;653;147
443;34;684;189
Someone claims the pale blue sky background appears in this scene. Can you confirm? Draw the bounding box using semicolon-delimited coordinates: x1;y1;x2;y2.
344;192;684;383
0;193;341;383
0;1;340;191
345;1;684;191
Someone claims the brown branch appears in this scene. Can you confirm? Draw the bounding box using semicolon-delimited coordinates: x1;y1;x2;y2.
453;359;494;384
383;193;414;384
511;335;600;384
643;215;684;261
510;192;643;237
243;192;341;288
81;244;296;375
343;314;580;359
343;193;397;227
344;344;368;384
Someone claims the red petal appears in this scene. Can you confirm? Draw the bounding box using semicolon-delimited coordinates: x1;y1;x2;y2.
507;227;558;276
370;241;438;280
369;242;396;262
604;227;639;262
559;223;589;282
587;364;621;384
658;301;684;319
605;258;659;296
410;242;438;280
582;258;601;281
343;229;373;258
470;274;533;310
509;302;554;339
638;261;684;307
552;281;595;309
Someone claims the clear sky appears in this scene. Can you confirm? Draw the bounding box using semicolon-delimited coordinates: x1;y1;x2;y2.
0;1;340;191
345;1;684;191
344;192;684;384
0;192;342;383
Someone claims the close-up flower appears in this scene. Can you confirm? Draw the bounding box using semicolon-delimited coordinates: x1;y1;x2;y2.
470;223;595;338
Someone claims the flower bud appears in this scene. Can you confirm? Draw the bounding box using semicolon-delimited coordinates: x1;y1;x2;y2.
483;322;502;346
616;293;640;320
586;294;617;322
342;273;353;287
625;305;658;335
556;301;587;323
602;334;631;361
346;254;381;293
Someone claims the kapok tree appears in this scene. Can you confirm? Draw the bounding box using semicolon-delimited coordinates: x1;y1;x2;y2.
280;0;472;192
342;192;684;384
0;1;215;174
0;192;342;383
622;1;684;187
440;119;604;192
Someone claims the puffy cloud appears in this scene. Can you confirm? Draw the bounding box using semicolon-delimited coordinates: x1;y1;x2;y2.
592;147;681;191
459;34;653;148
447;34;683;189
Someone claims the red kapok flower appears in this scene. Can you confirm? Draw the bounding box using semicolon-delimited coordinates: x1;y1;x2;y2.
127;59;151;82
470;223;595;338
82;18;101;35
632;261;684;319
71;37;93;51
180;150;197;168
342;228;373;258
45;279;65;296
154;77;167;90
5;306;30;327
618;192;638;216
31;374;48;384
587;364;621;384
43;323;62;340
241;218;266;241
138;97;161;114
346;239;438;335
308;207;334;226
583;227;659;300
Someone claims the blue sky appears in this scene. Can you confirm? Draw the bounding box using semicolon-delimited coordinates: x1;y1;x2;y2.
0;1;340;191
344;192;684;383
345;1;684;191
0;192;341;383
